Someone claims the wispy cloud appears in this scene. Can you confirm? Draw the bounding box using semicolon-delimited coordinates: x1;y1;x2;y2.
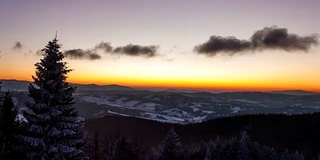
63;42;159;60
194;26;319;56
12;42;23;50
94;42;113;52
35;50;44;56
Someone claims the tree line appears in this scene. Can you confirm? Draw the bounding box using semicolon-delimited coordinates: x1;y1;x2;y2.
84;128;306;160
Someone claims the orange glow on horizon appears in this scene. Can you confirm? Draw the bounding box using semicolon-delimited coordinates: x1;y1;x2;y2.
64;73;320;92
2;75;318;92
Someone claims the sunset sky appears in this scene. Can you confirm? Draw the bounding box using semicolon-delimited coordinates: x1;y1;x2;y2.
0;0;319;91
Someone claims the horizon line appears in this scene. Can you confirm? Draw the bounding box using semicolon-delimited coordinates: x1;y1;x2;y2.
0;78;319;93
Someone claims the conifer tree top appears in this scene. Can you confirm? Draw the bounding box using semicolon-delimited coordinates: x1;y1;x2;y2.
31;38;74;95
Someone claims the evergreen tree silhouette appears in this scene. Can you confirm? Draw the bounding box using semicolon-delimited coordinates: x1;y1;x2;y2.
20;37;86;159
0;91;20;159
93;132;100;160
261;146;277;160
237;131;250;160
158;127;182;160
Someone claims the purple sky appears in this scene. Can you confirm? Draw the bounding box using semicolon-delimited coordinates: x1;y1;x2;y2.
1;0;319;47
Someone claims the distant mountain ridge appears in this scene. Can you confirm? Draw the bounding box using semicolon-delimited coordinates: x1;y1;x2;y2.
0;79;30;92
74;83;134;91
0;79;134;92
0;79;318;94
270;90;317;95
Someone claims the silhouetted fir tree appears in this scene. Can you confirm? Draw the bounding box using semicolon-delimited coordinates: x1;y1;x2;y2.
93;132;100;160
280;149;304;160
207;138;224;160
292;151;305;160
185;142;210;160
20;37;86;160
280;149;291;160
80;129;308;160
158;127;183;160
249;141;262;160
261;146;277;160
109;136;140;160
237;131;250;160
197;142;210;160
83;132;100;160
0;92;20;159
223;137;239;160
144;147;158;160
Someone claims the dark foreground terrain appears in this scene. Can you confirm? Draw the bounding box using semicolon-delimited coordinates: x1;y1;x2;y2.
85;113;320;159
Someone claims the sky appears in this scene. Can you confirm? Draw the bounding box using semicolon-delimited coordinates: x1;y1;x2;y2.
0;0;320;91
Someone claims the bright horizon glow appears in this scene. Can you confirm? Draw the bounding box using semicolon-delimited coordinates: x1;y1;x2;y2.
0;0;319;92
1;76;319;92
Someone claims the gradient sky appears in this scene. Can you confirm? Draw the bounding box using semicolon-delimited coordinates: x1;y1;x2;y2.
0;0;319;91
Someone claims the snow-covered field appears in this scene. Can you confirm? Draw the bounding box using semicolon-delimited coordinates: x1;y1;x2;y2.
231;107;242;113
76;91;320;124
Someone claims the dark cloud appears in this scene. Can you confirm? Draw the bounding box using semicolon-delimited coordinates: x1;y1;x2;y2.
54;42;159;61
63;49;101;60
113;44;159;57
194;26;319;56
251;26;319;51
194;36;251;56
94;42;113;52
12;42;23;50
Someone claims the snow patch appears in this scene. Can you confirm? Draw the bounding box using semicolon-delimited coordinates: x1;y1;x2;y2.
141;112;185;123
231;107;242;113
81;96;156;112
193;108;200;112
202;110;215;114
163;108;192;118
17;114;28;122
12;97;18;106
192;116;207;123
108;110;130;117
125;101;140;107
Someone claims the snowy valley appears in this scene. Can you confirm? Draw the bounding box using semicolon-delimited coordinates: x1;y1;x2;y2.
2;80;320;124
